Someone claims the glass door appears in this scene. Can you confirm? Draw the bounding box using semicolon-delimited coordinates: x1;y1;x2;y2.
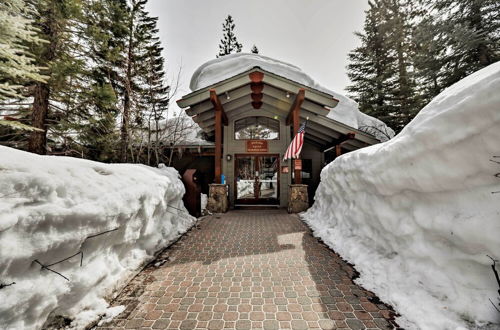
235;155;279;204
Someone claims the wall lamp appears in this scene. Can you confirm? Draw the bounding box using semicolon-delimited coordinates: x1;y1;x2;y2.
226;154;232;161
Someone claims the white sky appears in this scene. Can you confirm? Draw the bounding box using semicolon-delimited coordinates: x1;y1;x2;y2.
145;0;370;115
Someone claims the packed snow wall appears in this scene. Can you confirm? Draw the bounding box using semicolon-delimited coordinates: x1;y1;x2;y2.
0;147;196;329
303;62;500;329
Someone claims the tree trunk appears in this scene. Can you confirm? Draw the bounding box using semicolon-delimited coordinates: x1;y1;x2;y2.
28;83;51;154
28;2;58;155
120;7;135;163
120;89;131;162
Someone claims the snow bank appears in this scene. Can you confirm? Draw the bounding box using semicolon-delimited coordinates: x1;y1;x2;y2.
190;53;394;141
303;62;500;329
0;147;196;329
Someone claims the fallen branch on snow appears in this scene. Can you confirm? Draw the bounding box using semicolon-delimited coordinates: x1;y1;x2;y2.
0;281;15;289
487;255;500;312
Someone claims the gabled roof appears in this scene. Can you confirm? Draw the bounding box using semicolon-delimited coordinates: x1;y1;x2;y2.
177;66;380;150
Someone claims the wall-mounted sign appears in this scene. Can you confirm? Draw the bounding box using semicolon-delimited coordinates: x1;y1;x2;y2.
294;159;302;170
281;166;289;174
246;140;268;153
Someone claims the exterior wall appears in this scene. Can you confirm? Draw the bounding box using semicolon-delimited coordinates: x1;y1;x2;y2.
300;142;324;204
222;109;292;208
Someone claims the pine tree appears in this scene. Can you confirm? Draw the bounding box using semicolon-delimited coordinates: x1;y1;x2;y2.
142;39;170;166
384;0;421;130
217;15;243;58
119;0;162;162
251;45;259;54
26;0;83;154
0;0;47;132
75;0;128;161
346;1;396;129
413;14;448;105
0;0;46;100
425;0;499;88
347;0;421;133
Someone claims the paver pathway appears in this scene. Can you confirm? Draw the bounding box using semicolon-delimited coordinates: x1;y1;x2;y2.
97;210;397;330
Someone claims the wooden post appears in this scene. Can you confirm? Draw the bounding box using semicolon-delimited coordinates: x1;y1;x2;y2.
293;104;301;184
210;89;228;184
215;107;222;183
286;89;305;185
335;144;342;157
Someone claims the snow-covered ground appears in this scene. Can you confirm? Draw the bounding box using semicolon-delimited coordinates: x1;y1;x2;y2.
0;147;196;329
303;62;500;329
190;53;394;141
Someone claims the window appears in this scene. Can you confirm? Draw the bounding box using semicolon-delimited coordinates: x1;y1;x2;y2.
234;117;279;140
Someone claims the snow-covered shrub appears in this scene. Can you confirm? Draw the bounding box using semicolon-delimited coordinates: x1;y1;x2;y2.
303;62;500;329
0;147;196;329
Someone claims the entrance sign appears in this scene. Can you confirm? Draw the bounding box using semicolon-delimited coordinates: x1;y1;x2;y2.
294;159;302;170
246;140;268;153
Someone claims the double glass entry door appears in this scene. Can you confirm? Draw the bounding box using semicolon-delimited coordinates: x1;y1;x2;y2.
235;155;279;204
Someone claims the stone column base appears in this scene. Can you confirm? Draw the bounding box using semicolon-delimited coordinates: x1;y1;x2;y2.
207;184;229;213
288;184;309;213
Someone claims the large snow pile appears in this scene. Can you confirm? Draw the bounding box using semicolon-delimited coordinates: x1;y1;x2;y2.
303;62;500;329
190;53;394;141
0;146;196;329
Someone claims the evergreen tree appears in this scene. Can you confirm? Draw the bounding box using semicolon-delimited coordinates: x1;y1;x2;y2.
0;0;47;132
384;0;421;130
424;0;499;89
346;1;395;129
142;38;170;166
0;0;46;100
26;0;83;154
347;0;422;133
251;45;259;54
119;0;163;162
413;14;448;105
217;15;243;58
75;0;128;161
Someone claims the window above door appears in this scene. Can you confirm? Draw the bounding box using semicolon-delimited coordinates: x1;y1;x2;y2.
234;117;279;140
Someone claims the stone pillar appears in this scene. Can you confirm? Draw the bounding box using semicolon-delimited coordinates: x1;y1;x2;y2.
207;184;229;213
288;184;309;213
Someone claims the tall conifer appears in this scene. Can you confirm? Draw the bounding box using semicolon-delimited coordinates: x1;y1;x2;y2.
217;15;243;58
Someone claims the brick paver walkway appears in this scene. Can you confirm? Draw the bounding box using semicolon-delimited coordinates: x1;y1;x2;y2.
98;210;397;330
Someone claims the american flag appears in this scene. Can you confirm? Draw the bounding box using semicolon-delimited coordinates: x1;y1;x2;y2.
284;121;306;160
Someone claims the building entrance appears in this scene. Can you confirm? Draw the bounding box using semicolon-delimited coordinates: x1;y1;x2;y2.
235;154;279;205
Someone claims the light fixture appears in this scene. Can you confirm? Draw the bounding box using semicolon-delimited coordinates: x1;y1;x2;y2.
226;154;232;161
286;92;290;98
226;92;230;100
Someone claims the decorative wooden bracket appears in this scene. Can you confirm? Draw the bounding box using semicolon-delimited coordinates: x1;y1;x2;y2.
249;71;264;109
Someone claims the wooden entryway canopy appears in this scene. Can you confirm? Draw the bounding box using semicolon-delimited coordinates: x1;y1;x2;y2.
177;66;380;183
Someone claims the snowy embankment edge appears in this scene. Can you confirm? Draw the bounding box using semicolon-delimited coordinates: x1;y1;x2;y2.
0;147;197;329
302;62;500;330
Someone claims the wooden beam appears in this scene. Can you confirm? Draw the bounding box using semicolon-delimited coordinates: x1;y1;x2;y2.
209;89;228;126
286;89;305;125
323;132;356;153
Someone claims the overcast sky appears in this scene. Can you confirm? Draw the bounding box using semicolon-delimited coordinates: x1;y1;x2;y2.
145;0;370;114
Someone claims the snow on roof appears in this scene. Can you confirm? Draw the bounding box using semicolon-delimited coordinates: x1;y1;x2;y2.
190;53;394;141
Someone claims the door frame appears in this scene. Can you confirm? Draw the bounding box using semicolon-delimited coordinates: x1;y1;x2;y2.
234;153;280;205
